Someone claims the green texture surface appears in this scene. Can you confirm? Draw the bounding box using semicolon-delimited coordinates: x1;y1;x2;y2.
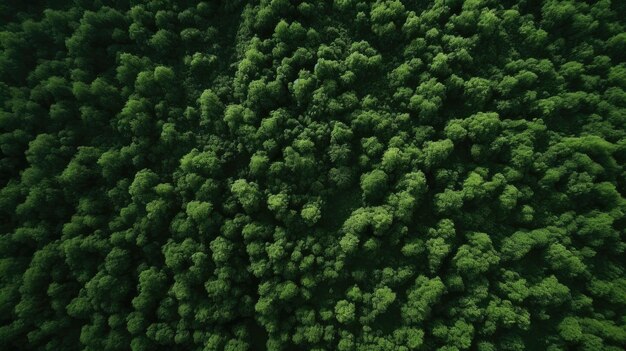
1;1;625;350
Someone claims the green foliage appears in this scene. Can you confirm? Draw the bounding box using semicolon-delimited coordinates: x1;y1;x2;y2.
231;179;262;213
1;1;625;351
402;275;446;324
300;201;322;226
334;300;356;324
360;169;389;202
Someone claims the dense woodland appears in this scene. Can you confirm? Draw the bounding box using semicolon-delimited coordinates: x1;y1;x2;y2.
1;0;626;350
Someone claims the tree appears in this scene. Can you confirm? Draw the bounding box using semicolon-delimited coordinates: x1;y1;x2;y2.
370;286;396;318
466;112;501;143
360;169;388;202
300;202;321;226
558;317;583;343
422;139;454;169
230;179;262;213
335;300;355;324
401;276;445;324
199;89;223;127
453;232;500;277
464;77;492;109
370;0;406;37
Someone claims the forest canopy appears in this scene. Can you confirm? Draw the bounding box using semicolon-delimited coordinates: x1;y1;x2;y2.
1;0;625;350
